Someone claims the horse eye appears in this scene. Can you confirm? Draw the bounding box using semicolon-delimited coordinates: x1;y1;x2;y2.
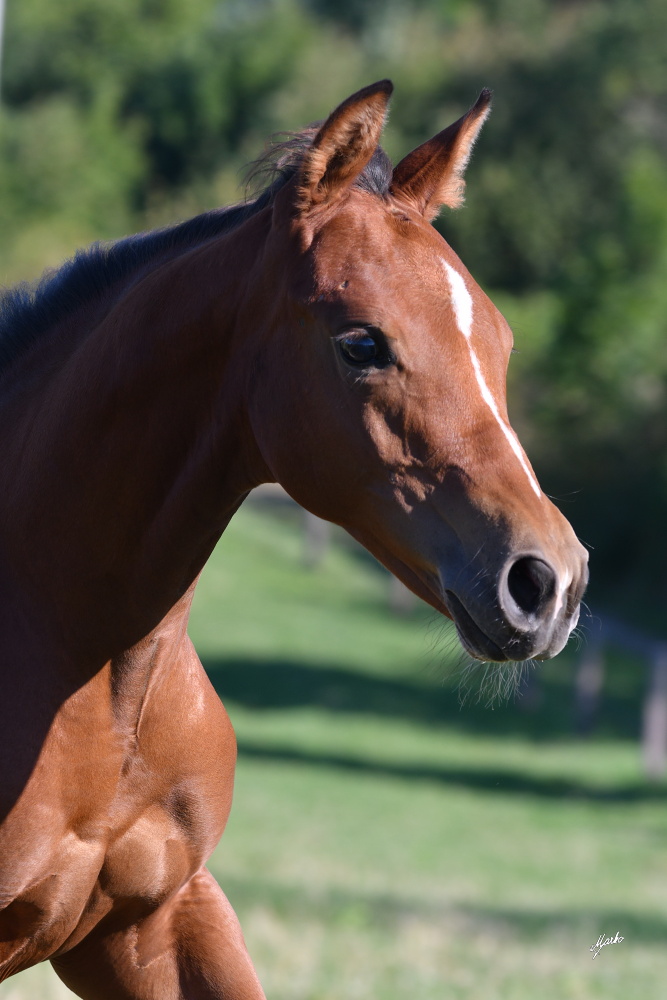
338;332;383;366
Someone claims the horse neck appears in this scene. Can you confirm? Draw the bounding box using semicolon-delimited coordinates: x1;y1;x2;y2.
0;211;274;668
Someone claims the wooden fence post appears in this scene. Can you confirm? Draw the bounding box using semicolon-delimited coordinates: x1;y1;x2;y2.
642;643;667;780
389;574;416;615
516;667;542;712
302;510;330;569
574;637;604;736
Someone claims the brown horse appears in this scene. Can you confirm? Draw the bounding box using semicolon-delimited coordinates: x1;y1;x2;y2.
0;82;587;997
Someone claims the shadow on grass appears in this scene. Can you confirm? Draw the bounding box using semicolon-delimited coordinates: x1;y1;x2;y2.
235;740;666;802
202;656;641;742
460;904;667;944
218;874;667;943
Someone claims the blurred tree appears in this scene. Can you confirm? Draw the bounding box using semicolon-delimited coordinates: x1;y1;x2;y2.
437;0;667;624
0;0;664;626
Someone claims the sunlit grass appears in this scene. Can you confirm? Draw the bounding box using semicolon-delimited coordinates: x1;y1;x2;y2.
2;500;664;999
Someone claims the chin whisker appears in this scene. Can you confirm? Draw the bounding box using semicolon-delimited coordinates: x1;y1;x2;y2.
418;611;538;709
452;653;536;708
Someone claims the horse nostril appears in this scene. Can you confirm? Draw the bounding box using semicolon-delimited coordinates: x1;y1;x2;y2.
506;556;556;617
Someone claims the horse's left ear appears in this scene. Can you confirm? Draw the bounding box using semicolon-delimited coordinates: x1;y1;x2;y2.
296;80;393;212
391;90;492;220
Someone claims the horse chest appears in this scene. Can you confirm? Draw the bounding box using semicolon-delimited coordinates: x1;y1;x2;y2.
0;780;217;977
97;802;199;904
0;829;106;976
0;644;234;975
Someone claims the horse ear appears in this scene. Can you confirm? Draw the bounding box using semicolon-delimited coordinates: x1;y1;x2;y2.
391;90;492;220
296;80;393;212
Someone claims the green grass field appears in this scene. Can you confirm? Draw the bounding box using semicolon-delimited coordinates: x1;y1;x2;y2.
3;499;666;999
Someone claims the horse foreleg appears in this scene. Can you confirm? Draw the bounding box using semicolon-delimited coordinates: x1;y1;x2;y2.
51;868;266;1000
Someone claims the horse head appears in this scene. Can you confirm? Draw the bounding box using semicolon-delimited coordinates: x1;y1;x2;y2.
248;81;588;663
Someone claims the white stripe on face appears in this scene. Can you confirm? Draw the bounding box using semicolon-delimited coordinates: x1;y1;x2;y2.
442;259;542;498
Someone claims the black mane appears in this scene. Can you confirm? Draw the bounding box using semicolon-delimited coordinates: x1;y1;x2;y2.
0;131;393;375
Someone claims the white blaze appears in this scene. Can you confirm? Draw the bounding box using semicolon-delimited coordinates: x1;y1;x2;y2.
442;259;541;498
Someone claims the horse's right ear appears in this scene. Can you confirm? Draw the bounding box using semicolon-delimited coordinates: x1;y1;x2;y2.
295;80;393;213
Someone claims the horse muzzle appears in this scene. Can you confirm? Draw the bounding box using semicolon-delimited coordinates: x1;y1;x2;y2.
442;549;589;663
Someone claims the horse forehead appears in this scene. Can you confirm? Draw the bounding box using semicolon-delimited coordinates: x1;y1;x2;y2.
313;199;482;298
311;199;401;273
316;218;496;333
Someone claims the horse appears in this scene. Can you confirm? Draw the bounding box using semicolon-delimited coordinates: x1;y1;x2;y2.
0;81;587;998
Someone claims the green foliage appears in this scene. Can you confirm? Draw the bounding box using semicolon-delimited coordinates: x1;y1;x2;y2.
0;0;665;624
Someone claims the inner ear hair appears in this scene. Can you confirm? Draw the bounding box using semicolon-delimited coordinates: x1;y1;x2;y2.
297;80;393;210
391;89;492;220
